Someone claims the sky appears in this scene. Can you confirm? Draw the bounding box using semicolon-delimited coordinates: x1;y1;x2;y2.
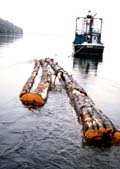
0;0;120;41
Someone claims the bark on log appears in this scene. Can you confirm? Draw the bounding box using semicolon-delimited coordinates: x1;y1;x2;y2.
45;58;120;145
19;59;41;98
20;59;51;106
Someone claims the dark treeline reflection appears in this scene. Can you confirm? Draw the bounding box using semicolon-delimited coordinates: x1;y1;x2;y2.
73;56;103;76
0;34;23;46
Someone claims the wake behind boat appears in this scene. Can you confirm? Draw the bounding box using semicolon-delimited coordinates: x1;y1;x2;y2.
73;11;104;58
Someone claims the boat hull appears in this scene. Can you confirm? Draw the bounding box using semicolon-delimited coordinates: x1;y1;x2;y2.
73;44;104;58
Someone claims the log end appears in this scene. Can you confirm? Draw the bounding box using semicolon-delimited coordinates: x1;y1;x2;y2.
20;93;45;106
84;129;113;146
112;132;120;144
85;130;102;140
84;130;103;146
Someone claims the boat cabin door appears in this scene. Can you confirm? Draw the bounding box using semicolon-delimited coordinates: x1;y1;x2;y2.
92;34;98;43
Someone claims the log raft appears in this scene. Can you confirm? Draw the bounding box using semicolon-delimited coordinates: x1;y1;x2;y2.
20;59;52;106
45;58;120;145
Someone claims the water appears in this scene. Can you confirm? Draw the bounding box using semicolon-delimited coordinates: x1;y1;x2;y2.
0;34;120;169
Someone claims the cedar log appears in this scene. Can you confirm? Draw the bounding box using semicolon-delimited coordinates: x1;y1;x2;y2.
45;58;120;146
19;59;41;98
20;59;51;106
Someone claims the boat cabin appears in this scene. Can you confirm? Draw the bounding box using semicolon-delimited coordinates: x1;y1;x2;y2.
74;12;103;44
73;11;104;57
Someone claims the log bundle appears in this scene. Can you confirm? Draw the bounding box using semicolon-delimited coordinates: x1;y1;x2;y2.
45;58;120;146
19;59;52;106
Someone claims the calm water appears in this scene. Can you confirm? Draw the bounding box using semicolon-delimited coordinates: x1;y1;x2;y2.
0;34;120;169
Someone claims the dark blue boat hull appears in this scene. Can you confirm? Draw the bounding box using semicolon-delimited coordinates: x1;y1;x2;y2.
74;44;104;58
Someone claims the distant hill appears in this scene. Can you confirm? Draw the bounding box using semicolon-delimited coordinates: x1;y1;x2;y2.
0;18;23;34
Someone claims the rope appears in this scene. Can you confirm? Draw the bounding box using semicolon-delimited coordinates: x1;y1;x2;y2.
72;37;89;56
68;42;88;57
73;45;86;55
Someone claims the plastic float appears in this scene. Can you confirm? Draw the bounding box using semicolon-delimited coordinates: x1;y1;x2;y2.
45;58;120;146
19;59;51;106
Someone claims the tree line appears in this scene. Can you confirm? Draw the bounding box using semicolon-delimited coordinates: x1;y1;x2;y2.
0;18;23;34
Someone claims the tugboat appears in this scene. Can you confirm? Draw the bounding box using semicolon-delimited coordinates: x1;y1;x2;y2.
73;11;104;58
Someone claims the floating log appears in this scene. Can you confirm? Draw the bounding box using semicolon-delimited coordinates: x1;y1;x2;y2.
45;58;120;146
19;59;41;98
20;59;52;106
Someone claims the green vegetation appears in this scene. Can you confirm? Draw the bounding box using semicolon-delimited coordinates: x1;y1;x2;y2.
0;18;23;34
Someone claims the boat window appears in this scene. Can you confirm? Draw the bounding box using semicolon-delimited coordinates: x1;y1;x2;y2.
76;17;102;34
92;35;98;43
93;19;101;33
76;19;85;34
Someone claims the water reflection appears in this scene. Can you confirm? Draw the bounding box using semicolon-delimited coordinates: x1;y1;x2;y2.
0;34;120;169
0;34;23;47
73;56;103;76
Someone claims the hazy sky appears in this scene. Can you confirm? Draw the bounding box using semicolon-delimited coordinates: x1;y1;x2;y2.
0;0;119;36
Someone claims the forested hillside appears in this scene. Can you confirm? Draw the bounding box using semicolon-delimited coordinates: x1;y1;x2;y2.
0;18;23;34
